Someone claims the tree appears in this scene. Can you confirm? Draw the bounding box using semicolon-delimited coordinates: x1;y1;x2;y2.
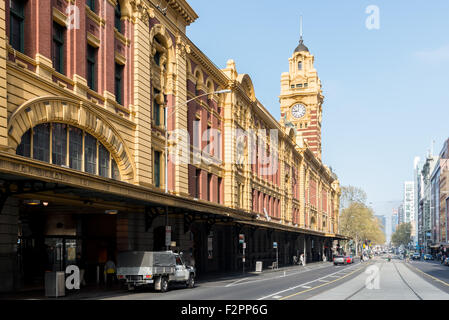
340;185;367;209
391;223;412;248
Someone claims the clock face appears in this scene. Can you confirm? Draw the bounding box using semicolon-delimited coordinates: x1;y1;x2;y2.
291;104;306;119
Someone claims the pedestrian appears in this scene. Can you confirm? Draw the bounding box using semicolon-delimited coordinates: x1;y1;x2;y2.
293;255;298;265
360;253;364;263
104;256;116;288
300;253;305;266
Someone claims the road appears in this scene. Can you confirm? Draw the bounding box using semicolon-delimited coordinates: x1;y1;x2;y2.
99;258;371;300
97;256;449;300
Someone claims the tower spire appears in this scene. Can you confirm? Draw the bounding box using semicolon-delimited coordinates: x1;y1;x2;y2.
300;15;303;42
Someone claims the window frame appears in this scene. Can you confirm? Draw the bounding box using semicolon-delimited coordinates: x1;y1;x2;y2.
87;44;97;91
52;21;65;74
10;0;25;53
16;123;121;180
115;63;124;105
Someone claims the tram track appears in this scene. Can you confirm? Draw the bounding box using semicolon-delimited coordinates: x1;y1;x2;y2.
341;259;423;300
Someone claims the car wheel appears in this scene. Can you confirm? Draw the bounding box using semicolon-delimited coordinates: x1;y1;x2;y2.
186;274;195;288
160;277;169;293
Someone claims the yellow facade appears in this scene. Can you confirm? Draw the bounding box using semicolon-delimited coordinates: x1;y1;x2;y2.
0;0;340;236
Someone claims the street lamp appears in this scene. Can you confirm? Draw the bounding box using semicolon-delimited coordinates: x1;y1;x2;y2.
163;89;232;249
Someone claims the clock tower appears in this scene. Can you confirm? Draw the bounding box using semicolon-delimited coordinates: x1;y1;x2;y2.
279;32;324;160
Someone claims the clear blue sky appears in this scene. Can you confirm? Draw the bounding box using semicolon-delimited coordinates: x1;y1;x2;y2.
187;0;449;237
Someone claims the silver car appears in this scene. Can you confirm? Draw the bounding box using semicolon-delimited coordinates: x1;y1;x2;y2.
333;255;346;265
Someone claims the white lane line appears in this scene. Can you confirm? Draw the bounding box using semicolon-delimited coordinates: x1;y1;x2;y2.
301;286;312;289
225;265;332;288
257;265;359;300
225;277;250;288
318;279;329;283
272;295;282;299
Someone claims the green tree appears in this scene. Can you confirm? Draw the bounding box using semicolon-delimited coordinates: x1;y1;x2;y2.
340;185;367;209
339;201;386;255
391;223;412;247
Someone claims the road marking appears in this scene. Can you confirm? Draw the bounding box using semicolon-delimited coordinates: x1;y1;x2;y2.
278;263;370;300
225;264;333;288
301;286;312;289
406;263;449;287
318;279;329;283
272;295;282;299
257;264;362;300
225;277;250;287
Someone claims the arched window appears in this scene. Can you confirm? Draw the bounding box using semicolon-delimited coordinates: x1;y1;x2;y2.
16;123;121;180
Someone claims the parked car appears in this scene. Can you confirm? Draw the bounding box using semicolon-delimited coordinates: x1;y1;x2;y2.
412;252;421;260
116;251;196;292
333;255;347;265
423;254;434;261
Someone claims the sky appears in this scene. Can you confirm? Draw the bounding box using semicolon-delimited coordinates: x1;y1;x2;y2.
186;1;449;240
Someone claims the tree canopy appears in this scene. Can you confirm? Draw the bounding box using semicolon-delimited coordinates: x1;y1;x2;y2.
340;185;367;209
391;223;412;247
340;202;386;246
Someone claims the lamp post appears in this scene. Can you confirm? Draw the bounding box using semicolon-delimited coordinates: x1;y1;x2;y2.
163;89;231;250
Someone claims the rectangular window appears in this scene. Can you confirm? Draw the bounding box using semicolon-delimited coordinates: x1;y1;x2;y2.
52;123;67;166
218;177;222;204
298;61;302;70
84;134;97;174
86;0;95;12
115;63;123;105
69;127;83;171
87;45;97;91
53;22;65;74
33;124;50;162
207;173;212;202
115;5;122;33
154;150;161;188
195;169;201;199
98;144;110;178
153;90;160;126
10;0;25;53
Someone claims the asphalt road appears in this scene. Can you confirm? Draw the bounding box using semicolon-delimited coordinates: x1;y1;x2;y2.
406;258;449;295
99;259;370;300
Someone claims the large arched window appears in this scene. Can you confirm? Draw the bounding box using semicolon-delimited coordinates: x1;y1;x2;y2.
16;123;121;180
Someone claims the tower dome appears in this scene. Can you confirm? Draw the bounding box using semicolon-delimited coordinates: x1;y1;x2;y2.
294;37;309;53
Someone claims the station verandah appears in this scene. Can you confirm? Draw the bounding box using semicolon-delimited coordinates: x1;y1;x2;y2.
0;160;343;292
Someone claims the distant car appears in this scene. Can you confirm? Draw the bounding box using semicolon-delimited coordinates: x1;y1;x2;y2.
423;254;434;261
345;255;354;264
333;255;347;265
412;252;421;260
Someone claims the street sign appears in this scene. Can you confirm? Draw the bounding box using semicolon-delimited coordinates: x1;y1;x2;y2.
273;242;278;249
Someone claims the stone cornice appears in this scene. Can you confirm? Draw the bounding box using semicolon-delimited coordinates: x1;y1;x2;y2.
166;0;198;26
